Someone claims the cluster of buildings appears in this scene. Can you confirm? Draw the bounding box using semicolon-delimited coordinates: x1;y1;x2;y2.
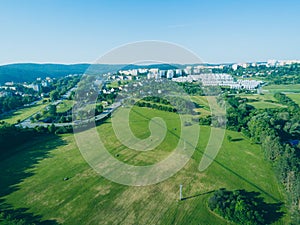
0;81;29;98
146;68;183;79
107;58;300;85
23;77;53;92
231;59;300;71
172;74;262;90
0;77;54;98
0;82;20;97
111;66;263;90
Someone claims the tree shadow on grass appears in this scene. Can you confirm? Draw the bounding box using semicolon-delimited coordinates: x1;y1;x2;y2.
193;102;203;109
0;103;44;121
0;200;58;225
0;134;67;224
236;189;285;224
0;111;23;121
209;189;284;225
231;137;244;142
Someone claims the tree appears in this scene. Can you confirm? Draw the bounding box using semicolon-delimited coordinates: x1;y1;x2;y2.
95;104;103;115
50;90;59;101
247;113;272;143
48;124;56;133
34;113;41;121
208;188;282;225
227;135;232;142
261;135;282;160
48;105;57;117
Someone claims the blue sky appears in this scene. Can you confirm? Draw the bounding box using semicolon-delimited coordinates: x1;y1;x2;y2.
1;0;300;64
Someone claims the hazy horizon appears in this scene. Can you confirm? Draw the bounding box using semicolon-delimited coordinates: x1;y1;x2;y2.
1;58;299;67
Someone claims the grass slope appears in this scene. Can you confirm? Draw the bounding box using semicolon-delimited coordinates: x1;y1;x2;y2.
0;100;49;124
191;96;211;116
248;101;286;109
286;93;300;106
56;100;74;113
239;94;286;109
263;84;300;93
0;107;288;224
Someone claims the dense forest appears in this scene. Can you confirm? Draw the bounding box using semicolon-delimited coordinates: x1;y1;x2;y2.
219;94;300;224
208;188;283;225
0;63;89;84
0;95;37;114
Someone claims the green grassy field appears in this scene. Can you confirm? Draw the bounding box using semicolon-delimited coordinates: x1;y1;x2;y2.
0;107;288;224
191;96;211;116
286;93;300;106
248;101;286;109
238;94;286;109
263;84;300;93
239;93;277;102
56;100;74;113
0;100;49;124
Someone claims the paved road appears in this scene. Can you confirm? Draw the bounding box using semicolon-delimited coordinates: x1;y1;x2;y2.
18;102;121;128
16;85;121;129
16;86;77;128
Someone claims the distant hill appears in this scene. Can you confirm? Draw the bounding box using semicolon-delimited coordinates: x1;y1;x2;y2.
0;63;90;84
120;63;182;70
0;63;185;84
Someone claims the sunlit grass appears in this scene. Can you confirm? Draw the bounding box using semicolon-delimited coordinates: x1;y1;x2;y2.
0;107;289;224
0;100;49;124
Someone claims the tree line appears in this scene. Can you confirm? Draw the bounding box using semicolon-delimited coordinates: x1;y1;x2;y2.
48;75;80;101
0;95;37;114
0;122;74;158
222;94;300;224
134;96;196;115
208;188;283;225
